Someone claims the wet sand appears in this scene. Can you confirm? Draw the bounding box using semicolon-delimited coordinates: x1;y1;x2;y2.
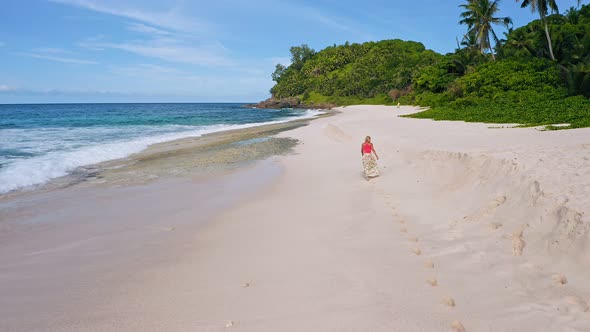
0;117;316;201
0;115;321;331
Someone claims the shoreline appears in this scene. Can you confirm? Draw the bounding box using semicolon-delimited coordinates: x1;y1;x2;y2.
0;155;286;332
0;109;334;331
2;105;590;331
0;107;331;197
0;109;333;201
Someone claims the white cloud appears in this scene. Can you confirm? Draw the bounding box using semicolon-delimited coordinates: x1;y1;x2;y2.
110;63;184;77
81;39;232;67
105;62;273;98
127;22;171;36
0;84;15;92
262;1;373;41
33;47;69;54
58;1;230;67
21;49;98;64
1;57;276;101
49;0;211;33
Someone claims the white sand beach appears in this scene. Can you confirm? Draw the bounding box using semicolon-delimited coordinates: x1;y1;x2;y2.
2;105;590;331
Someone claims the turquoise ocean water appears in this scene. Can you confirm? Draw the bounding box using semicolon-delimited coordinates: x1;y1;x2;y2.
0;103;322;194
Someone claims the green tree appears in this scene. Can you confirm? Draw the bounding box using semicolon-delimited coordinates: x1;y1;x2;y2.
459;0;512;60
565;6;580;24
460;32;480;51
289;44;316;70
516;0;559;60
269;39;443;100
505;27;536;57
562;60;590;97
271;64;286;82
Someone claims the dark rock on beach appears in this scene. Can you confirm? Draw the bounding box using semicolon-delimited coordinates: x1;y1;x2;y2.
249;97;336;110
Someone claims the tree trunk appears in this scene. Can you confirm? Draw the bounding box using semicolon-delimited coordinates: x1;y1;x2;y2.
488;35;496;60
542;18;556;60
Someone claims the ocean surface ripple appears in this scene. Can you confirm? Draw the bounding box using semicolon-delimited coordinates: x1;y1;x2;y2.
0;103;323;193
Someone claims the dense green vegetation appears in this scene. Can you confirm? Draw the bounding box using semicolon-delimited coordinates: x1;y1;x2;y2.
271;40;441;102
269;1;590;129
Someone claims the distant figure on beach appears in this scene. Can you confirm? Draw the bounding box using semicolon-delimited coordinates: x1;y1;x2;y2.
361;136;380;180
397;102;400;108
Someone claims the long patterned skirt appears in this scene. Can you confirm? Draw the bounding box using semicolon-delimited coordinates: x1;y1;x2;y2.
362;154;380;179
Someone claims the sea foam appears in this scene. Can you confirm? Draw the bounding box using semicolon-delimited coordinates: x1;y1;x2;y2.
0;109;324;194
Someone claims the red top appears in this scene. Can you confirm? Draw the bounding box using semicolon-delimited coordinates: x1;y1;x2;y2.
362;143;372;154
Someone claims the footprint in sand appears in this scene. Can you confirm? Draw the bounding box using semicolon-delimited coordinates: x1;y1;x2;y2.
400;227;408;233
427;278;438;287
408;236;418;242
413;248;422;255
564;295;589;312
425;259;435;268
512;228;526;256
461;195;507;223
552;274;568;285
489;222;503;230
451;320;466;332
444;297;456;307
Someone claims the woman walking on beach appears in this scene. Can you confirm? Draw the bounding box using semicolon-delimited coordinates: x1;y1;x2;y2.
361;136;379;180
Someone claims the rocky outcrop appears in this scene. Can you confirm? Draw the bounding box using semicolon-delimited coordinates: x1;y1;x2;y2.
250;97;336;110
253;97;301;109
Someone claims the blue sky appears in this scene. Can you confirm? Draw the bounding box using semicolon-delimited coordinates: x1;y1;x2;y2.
0;0;584;103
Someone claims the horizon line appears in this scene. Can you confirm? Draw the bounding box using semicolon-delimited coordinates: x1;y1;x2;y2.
0;101;257;105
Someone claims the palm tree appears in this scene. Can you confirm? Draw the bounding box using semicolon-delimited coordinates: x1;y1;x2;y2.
565;6;580;24
459;0;513;60
505;28;536;56
460;32;480;50
515;0;559;60
561;56;590;97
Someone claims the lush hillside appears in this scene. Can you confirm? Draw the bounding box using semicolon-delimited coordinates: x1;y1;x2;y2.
271;40;442;105
404;58;590;129
265;2;590;129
